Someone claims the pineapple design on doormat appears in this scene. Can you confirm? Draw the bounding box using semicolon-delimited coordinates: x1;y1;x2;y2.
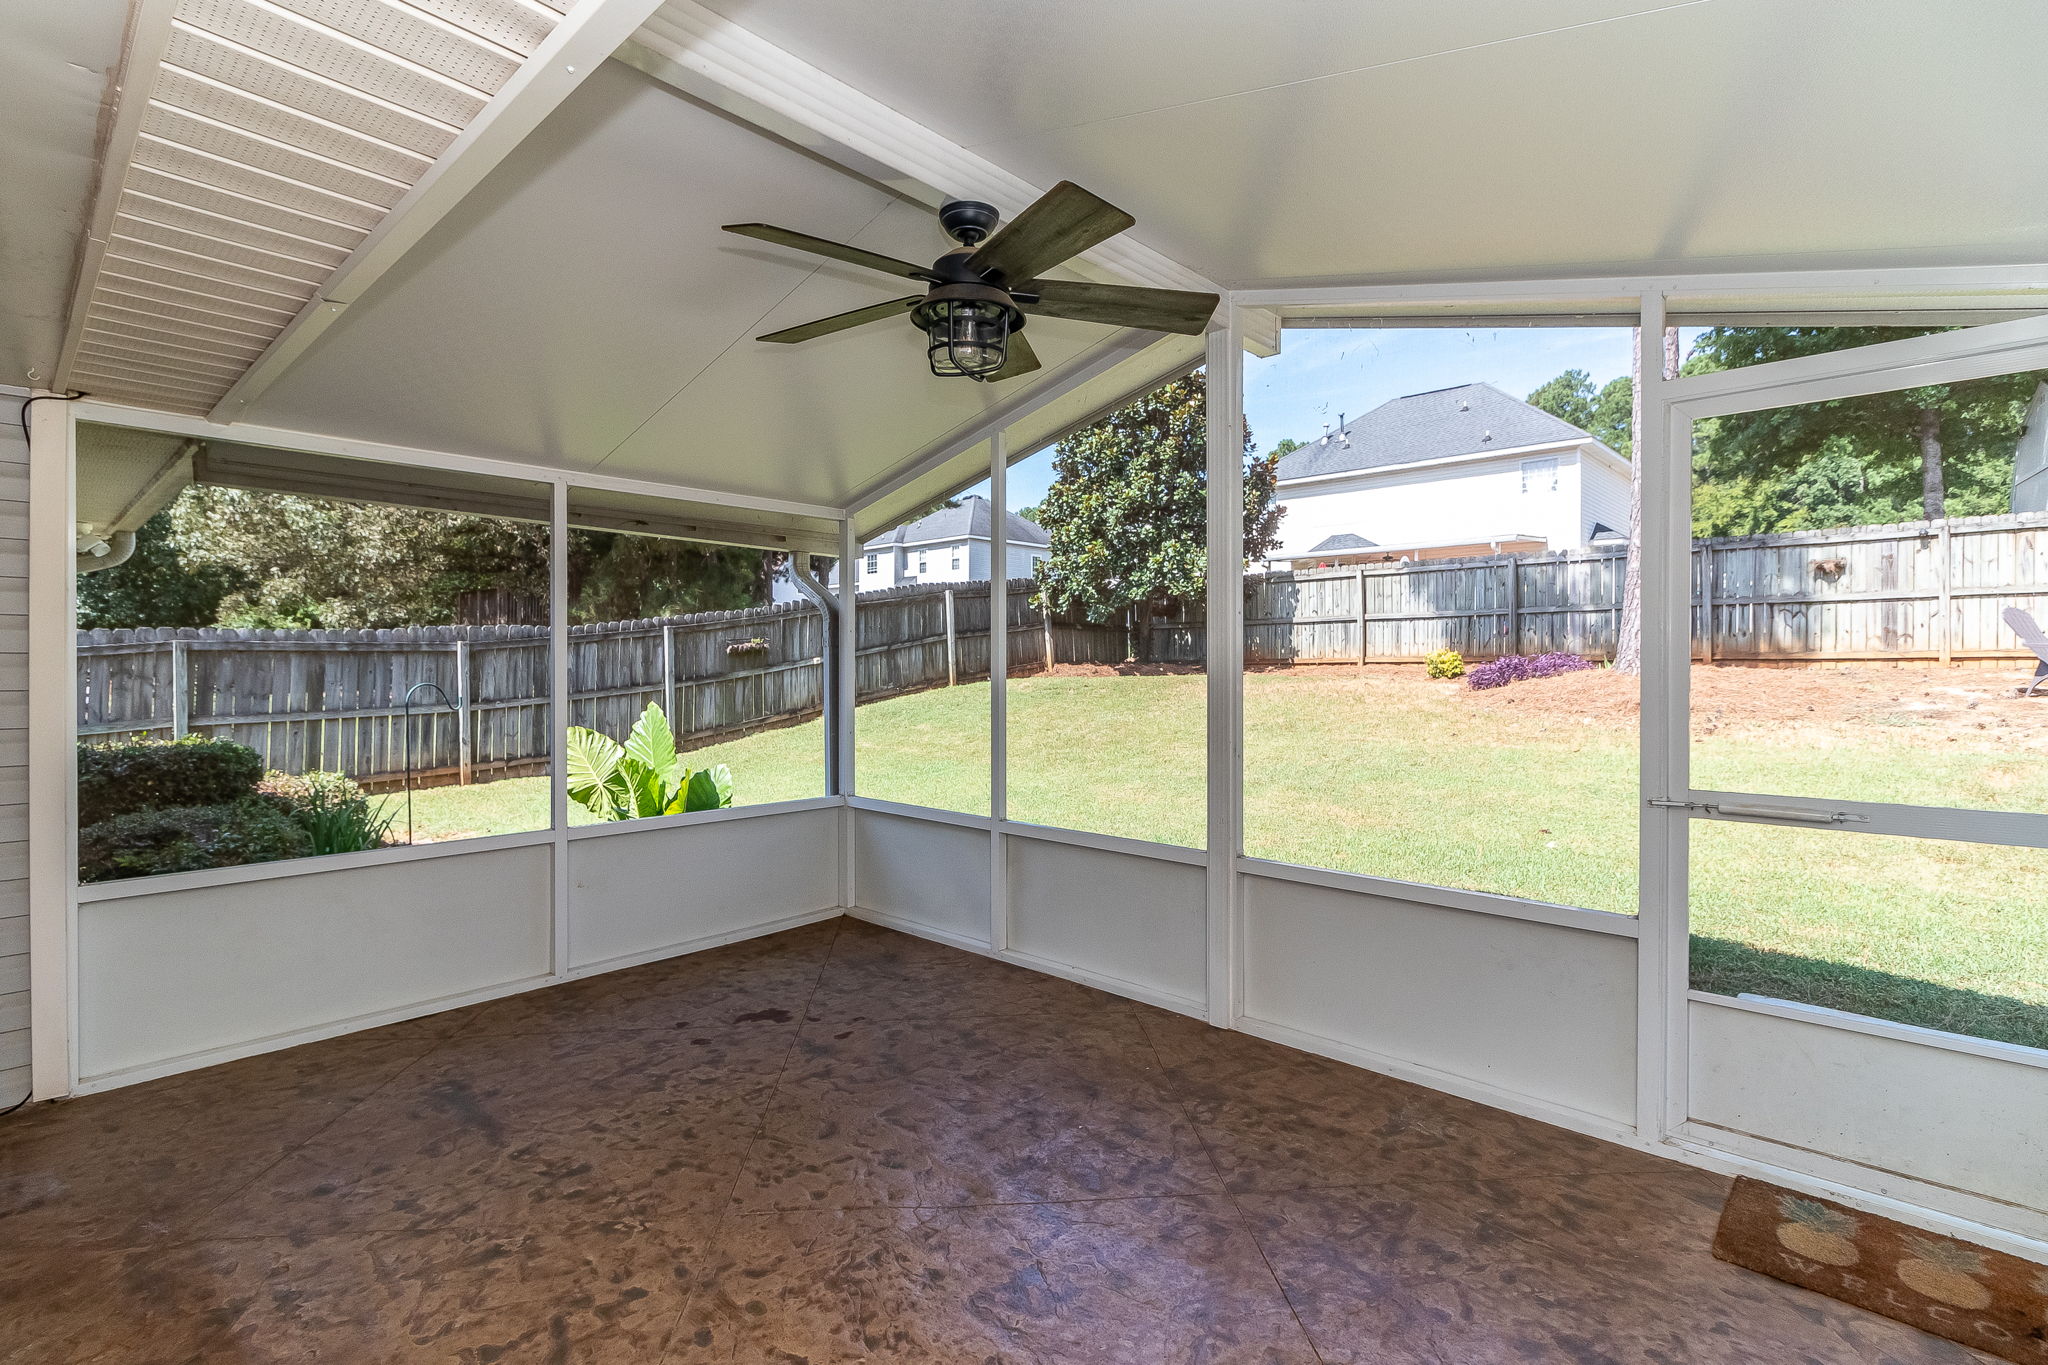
1715;1178;2046;1363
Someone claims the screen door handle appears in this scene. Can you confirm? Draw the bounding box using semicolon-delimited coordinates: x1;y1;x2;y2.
1648;799;1869;825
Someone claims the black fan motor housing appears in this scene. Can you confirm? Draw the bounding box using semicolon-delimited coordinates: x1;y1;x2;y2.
938;199;1000;246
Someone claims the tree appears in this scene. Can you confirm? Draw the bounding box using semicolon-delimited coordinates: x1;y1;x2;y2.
1267;436;1305;459
154;487;769;629
1689;327;2043;522
1033;371;1284;624
76;511;245;630
1525;351;1659;674
1526;368;1633;456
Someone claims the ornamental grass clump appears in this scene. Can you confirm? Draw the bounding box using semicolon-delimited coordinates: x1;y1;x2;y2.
1465;652;1595;691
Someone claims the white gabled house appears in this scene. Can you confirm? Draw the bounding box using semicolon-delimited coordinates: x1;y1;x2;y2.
1266;383;1633;567
773;495;1051;601
847;494;1050;590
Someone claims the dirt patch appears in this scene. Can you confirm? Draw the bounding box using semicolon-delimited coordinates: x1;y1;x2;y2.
1463;662;2048;750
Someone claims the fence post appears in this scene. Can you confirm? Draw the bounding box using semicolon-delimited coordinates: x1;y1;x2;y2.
1504;558;1520;657
1355;567;1369;664
943;589;957;686
169;639;190;739
662;623;678;727
454;639;472;786
1042;602;1055;672
1936;521;1953;665
1697;545;1714;664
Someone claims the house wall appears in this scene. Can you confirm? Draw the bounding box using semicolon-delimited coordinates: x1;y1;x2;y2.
1274;444;1596;558
0;398;25;1107
1578;450;1634;542
853;537;1047;590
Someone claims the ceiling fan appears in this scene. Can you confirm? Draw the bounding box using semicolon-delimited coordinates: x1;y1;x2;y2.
723;181;1218;383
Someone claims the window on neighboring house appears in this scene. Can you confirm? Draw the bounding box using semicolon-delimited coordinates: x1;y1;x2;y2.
951;547;961;571
917;550;928;574
1521;456;1559;493
865;553;878;575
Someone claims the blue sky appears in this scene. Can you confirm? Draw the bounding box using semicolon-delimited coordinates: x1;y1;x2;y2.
968;326;1667;512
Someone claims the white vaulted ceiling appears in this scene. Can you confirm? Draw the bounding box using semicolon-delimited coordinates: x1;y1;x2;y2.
682;0;2048;288
239;60;1134;505
12;0;2048;514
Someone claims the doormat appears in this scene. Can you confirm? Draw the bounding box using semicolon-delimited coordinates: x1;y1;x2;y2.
1712;1177;2048;1363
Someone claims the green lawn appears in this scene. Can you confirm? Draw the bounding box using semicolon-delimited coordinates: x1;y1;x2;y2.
398;668;2047;1050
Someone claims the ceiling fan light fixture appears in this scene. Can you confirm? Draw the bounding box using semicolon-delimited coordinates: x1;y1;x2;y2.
912;290;1020;381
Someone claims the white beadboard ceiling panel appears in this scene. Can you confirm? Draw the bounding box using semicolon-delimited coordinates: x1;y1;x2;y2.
65;0;579;414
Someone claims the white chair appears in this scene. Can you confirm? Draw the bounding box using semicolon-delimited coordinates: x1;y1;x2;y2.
2001;606;2048;696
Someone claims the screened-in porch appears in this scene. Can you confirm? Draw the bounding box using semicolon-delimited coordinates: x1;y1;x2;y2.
3;2;2045;1361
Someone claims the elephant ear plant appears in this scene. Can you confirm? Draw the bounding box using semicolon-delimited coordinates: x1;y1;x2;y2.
565;702;733;821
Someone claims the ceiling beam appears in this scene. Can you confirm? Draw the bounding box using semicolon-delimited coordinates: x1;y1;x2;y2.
621;1;1223;299
205;0;676;423
51;0;180;393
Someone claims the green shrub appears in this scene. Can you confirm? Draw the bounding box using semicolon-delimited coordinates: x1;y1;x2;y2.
77;735;264;825
1425;649;1467;680
260;770;396;855
78;798;312;883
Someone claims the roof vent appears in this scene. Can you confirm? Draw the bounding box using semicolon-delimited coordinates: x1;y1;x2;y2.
1459;399;1470;411
1482;430;1493;441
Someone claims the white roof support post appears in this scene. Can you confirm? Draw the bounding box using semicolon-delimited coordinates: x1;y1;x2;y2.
1633;291;1686;1142
548;478;571;979
1204;308;1247;1028
988;432;1009;955
208;0;676;421
837;516;858;911
26;393;79;1098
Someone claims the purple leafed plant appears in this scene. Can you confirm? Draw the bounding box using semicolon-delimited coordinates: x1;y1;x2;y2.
1465;652;1596;690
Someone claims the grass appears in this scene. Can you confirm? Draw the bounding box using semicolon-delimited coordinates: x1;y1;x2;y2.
397;668;2047;1050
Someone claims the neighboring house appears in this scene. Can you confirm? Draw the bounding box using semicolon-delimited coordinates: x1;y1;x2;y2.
773;495;1050;600
1264;382;1633;568
2014;381;2048;513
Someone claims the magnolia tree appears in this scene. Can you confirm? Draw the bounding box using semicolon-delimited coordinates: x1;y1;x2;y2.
1033;371;1283;625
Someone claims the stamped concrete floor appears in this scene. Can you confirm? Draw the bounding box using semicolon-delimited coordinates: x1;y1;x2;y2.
0;915;1996;1364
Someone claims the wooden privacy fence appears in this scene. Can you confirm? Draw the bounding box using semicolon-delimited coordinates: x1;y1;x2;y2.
75;511;2048;781
75;582;1122;784
1149;509;2048;667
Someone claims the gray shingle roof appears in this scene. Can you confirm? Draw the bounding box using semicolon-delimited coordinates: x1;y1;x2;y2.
1305;532;1378;553
864;495;1048;550
1272;383;1593;481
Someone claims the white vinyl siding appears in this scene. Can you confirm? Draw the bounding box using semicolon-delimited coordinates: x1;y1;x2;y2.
0;398;28;1107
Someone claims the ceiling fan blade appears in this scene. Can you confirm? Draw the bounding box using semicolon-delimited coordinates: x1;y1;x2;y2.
966;182;1135;284
988;330;1042;383
724;224;937;282
1016;279;1219;336
757;296;921;344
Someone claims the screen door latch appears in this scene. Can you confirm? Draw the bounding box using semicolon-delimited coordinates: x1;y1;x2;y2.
1646;798;1870;825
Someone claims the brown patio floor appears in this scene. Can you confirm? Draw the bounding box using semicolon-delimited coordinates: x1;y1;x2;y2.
0;916;1993;1363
